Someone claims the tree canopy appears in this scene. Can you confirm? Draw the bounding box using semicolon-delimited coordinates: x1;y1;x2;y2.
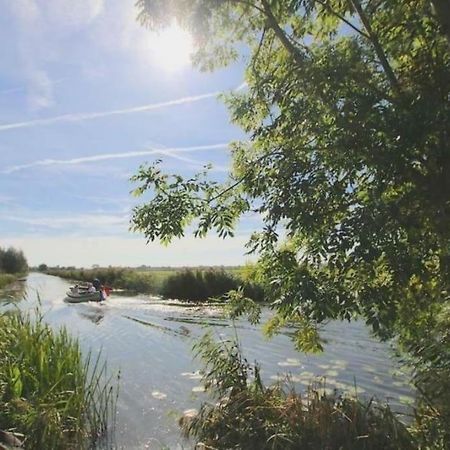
133;0;449;338
132;1;449;444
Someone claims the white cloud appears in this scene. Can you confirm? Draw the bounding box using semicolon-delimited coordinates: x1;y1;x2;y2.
1;235;251;267
1;212;128;231
41;0;104;29
0;195;14;204
5;0;104;111
26;70;54;110
2;143;229;174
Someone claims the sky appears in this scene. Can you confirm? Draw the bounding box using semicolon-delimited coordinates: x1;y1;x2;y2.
0;0;254;267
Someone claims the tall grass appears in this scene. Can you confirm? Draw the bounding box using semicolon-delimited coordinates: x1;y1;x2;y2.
181;332;416;449
0;309;117;449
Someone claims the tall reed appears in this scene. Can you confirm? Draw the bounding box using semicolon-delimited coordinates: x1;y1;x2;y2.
0;309;117;449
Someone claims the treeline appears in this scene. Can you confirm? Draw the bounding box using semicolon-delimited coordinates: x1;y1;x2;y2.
0;247;28;274
46;267;265;302
0;246;28;289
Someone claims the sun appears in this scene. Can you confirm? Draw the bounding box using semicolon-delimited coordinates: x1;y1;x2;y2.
146;20;194;72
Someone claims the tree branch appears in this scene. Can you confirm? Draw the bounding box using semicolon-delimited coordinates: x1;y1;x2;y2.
207;137;318;203
316;0;370;39
260;0;306;67
348;0;401;93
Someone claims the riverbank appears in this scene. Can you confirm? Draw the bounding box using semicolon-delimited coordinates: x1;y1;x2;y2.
45;266;265;302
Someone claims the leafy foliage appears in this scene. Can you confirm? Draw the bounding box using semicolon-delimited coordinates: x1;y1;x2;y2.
133;0;450;444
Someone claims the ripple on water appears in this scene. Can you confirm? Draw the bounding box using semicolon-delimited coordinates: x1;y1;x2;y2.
277;358;302;367
151;391;167;400
181;371;202;380
192;386;206;393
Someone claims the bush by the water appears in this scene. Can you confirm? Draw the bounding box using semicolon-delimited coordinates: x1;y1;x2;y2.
182;333;416;450
161;269;264;302
46;267;155;293
0;247;27;275
0;309;116;449
0;274;16;290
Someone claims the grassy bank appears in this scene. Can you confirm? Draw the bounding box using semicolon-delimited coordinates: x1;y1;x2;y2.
0;309;116;449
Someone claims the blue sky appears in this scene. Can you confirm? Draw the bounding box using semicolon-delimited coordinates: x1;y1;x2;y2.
0;0;254;267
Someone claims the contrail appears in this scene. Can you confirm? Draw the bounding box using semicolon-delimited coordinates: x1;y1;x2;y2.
2;143;229;174
0;91;220;132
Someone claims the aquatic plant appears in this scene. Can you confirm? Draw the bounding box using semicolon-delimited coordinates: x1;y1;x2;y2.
0;308;117;449
181;333;416;449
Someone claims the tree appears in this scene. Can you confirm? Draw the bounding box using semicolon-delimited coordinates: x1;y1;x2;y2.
38;263;48;272
132;1;449;443
0;247;28;274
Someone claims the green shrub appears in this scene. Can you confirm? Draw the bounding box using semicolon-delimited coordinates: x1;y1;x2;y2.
0;274;16;290
0;310;117;449
161;269;264;302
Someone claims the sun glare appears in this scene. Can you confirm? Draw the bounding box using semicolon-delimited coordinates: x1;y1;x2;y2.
147;20;194;72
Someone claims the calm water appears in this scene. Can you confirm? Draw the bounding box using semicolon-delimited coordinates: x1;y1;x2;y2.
2;273;414;449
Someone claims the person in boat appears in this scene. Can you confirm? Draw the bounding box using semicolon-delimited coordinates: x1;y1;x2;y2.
93;278;101;291
92;278;106;301
87;282;96;293
71;284;80;294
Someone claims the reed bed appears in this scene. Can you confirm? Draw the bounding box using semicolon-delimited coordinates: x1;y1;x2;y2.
0;309;117;449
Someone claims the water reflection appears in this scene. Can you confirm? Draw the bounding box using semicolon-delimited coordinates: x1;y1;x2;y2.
12;273;415;450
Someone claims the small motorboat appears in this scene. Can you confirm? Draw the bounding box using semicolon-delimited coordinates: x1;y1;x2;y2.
65;290;103;303
65;283;110;303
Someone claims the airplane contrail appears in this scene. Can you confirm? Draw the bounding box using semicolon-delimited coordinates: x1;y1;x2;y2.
0;91;220;132
2;143;229;174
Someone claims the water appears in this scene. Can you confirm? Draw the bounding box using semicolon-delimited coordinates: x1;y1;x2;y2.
2;273;415;449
